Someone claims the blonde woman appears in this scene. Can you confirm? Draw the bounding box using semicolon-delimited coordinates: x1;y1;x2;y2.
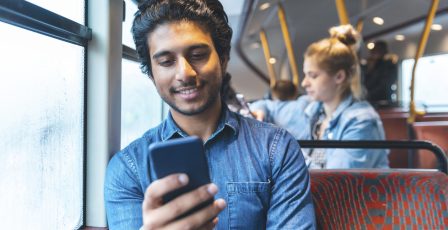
250;25;389;169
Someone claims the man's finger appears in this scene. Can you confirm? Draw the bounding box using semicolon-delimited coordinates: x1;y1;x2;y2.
163;199;226;230
143;173;189;211
149;183;218;225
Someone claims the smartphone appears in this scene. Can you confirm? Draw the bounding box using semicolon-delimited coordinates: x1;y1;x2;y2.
148;136;213;216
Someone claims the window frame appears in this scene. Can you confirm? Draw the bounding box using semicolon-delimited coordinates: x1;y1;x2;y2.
0;0;91;46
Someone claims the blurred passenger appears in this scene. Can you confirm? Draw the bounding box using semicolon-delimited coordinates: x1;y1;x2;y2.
272;79;298;101
251;24;389;169
250;80;303;136
362;40;398;106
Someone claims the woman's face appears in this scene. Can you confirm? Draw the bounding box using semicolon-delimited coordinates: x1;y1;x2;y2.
302;57;342;102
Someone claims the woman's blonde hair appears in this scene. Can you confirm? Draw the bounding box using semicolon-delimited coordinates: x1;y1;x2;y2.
304;24;364;100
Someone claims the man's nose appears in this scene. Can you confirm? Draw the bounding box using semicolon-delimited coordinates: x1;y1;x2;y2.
175;57;197;81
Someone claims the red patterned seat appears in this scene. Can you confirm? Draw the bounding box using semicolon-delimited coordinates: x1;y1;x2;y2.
310;170;448;229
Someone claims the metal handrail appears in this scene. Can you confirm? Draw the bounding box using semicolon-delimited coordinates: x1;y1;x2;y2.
259;29;277;87
335;0;349;25
408;0;439;123
297;140;448;174
277;3;300;87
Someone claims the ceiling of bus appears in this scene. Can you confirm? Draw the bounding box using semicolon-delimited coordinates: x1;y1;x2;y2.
130;0;447;100
242;0;448;56
230;0;448;99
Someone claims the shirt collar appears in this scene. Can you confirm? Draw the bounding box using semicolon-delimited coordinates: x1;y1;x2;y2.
330;95;354;124
304;95;355;127
160;105;239;142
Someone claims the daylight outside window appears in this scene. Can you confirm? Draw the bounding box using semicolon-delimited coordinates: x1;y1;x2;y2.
400;54;448;112
0;22;85;229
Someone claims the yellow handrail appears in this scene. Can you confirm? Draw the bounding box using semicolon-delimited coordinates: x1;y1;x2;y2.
356;18;364;33
259;29;277;88
278;3;300;87
335;0;349;25
408;0;439;123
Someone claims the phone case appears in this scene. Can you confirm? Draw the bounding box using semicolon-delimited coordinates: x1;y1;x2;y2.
148;136;212;207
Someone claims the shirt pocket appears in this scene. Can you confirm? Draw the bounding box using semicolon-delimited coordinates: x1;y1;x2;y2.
226;181;270;230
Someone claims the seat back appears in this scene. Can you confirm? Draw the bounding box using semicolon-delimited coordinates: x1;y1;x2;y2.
413;121;448;169
310;170;448;229
378;110;411;168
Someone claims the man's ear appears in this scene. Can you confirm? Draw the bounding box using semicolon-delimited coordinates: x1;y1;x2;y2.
335;70;346;84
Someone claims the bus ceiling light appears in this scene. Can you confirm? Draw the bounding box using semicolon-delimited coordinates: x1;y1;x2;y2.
395;35;405;41
269;57;276;64
367;42;375;50
373;17;384;25
431;24;442;31
259;3;271;11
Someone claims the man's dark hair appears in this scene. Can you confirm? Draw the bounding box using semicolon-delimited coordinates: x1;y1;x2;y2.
132;0;233;77
272;80;298;101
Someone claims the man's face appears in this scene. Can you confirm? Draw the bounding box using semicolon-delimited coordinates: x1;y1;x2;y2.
148;21;226;116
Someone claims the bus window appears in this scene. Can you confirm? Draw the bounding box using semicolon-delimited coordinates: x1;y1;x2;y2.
25;0;85;24
121;0;164;148
121;59;163;148
0;22;84;229
400;54;448;112
122;0;136;50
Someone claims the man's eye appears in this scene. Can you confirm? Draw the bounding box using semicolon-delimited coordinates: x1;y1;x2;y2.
158;59;174;66
190;52;207;60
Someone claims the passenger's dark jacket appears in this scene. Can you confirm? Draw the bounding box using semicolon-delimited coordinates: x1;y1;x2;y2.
362;58;398;103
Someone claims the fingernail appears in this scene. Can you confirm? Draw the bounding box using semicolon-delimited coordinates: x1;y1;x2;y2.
216;199;226;209
178;174;188;185
207;184;218;195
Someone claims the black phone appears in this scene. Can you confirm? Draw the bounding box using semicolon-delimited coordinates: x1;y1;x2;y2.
148;136;213;216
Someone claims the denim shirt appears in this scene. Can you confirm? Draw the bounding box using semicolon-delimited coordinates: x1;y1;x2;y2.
104;107;316;229
250;95;389;169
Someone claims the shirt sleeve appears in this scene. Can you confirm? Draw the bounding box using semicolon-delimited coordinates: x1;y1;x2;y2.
267;129;316;229
104;151;144;229
326;119;389;169
249;99;267;111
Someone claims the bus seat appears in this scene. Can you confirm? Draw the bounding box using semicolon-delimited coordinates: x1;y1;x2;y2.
310;170;448;229
413;121;448;169
416;112;448;122
379;111;411;168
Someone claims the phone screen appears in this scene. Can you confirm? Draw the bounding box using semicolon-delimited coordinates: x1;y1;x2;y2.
148;136;212;216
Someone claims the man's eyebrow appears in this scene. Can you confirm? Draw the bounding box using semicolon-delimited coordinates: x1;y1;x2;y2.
152;51;171;60
187;44;211;52
152;43;211;60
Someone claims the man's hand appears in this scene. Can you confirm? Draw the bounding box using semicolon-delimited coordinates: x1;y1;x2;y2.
142;174;226;230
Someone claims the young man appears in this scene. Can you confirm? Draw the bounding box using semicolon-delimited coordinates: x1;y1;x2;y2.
104;0;315;229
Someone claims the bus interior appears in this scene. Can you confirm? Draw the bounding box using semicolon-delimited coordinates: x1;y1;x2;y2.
0;0;447;228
